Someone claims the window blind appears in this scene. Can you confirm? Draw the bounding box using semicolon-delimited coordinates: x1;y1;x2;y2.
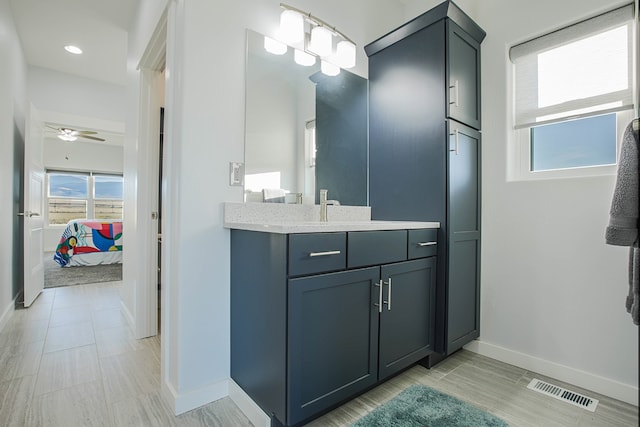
510;3;635;129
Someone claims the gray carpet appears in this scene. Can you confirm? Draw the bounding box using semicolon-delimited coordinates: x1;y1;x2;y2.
350;384;508;427
44;252;123;288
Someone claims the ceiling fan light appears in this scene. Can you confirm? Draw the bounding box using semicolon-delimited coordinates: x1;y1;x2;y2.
321;60;340;76
58;134;77;142
264;36;287;55
309;26;333;57
294;49;316;66
279;10;304;44
64;45;83;55
335;40;356;68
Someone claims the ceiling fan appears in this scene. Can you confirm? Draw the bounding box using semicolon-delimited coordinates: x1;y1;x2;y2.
46;125;106;142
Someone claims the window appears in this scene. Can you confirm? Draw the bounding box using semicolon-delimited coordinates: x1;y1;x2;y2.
47;171;123;225
510;4;636;178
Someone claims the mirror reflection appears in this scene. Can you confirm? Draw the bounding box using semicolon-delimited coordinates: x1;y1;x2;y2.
244;29;368;206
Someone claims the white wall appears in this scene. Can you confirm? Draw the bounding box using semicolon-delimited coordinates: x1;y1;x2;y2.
28;65;126;122
467;0;639;404
0;0;27;330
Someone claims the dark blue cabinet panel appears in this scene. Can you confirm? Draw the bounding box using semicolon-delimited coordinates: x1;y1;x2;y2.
287;267;380;425
448;21;481;130
347;230;407;268
379;258;436;380
289;232;346;276
366;1;484;362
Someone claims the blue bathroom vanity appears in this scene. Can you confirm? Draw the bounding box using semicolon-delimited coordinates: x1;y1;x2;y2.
226;205;439;426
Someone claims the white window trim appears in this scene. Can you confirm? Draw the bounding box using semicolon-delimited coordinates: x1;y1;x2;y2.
511;110;634;181
508;2;637;181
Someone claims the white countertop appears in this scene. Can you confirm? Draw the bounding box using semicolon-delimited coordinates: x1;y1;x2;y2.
223;202;439;233
224;220;439;234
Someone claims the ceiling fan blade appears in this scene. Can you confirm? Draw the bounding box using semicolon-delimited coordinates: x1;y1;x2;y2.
73;131;98;135
46;124;62;131
79;135;106;142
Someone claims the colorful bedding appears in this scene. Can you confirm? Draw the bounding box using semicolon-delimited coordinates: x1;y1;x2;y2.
54;220;123;267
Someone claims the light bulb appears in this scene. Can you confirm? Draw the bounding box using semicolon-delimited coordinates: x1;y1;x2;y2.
58;134;77;142
64;45;83;55
264;36;287;55
279;10;304;43
309;26;333;57
335;40;356;69
321;60;340;76
294;49;316;66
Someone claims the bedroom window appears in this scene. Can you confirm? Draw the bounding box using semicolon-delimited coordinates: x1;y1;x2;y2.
47;171;124;225
94;175;124;220
510;3;636;179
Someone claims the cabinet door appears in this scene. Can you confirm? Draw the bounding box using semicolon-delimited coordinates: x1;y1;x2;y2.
447;21;481;130
447;121;481;353
369;21;447;222
379;258;436;380
287;267;380;425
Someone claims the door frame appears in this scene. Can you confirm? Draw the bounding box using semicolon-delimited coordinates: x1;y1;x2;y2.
135;9;167;340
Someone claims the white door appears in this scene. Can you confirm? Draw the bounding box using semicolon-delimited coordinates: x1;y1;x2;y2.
21;104;45;307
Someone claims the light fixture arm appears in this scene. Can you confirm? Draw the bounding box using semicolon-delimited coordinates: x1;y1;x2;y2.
280;3;355;45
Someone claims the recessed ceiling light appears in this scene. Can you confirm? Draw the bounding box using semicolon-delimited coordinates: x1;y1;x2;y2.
64;45;83;55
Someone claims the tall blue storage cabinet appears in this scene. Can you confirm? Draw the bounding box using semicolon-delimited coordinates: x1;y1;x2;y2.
366;0;485;361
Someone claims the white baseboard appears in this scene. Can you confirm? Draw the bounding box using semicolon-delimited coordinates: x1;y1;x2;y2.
464;340;639;406
162;378;229;415
0;295;17;333
229;380;270;427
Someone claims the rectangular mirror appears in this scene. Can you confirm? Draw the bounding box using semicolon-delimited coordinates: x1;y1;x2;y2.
244;29;368;206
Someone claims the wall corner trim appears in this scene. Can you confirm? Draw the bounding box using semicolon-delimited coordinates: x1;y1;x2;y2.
464;340;639;406
229;380;270;427
163;377;229;415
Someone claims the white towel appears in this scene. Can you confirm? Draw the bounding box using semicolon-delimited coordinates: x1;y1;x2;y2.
606;118;639;325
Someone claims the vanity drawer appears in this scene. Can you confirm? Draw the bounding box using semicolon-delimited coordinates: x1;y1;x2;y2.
347;230;407;268
289;233;347;276
408;229;438;259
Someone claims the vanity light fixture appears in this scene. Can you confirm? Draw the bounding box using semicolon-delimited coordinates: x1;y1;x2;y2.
64;45;83;55
294;49;316;66
308;26;333;57
280;9;304;43
264;36;287;55
320;60;340;77
268;3;357;75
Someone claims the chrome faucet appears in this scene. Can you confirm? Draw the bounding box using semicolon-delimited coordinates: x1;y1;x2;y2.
319;189;340;222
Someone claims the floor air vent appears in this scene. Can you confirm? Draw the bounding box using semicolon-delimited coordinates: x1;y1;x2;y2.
527;379;598;412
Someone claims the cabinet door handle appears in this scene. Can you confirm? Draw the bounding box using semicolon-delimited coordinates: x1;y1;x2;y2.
383;278;392;311
417;241;437;247
449;129;459;155
308;250;341;257
374;280;383;313
449;79;459;107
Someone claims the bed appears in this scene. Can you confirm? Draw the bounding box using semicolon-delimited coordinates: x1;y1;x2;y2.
54;219;123;267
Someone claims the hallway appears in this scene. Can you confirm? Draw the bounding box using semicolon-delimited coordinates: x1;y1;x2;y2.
0;282;250;426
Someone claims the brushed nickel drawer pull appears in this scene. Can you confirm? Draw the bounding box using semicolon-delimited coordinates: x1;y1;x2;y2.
417;241;437;247
309;250;341;257
383;278;392;311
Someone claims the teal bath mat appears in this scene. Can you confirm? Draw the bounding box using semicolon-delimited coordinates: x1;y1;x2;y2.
351;384;508;427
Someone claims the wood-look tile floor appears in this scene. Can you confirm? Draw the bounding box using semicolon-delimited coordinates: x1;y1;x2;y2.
1;282;637;426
